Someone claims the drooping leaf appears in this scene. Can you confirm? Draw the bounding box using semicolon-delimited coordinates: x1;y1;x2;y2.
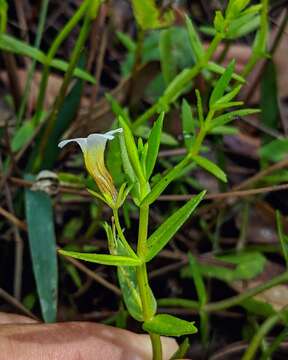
58;249;142;266
24;176;58;323
143;314;197;337
145;112;164;179
191;155;227;182
145;191;206;261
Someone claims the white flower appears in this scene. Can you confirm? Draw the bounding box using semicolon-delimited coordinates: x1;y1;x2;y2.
58;129;123;202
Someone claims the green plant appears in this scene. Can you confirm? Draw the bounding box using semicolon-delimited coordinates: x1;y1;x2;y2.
58;55;260;359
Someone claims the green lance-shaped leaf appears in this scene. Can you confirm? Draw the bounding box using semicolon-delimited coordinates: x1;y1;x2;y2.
119;116;145;183
276;211;288;268
114;233;156;321
206;61;245;83
143;314;197;337
0;34;95;83
145;191;206;262
145;112;164;179
58;249;142;266
209;60;236;107
24;176;58;323
185;15;205;62
191;155;227;183
207;108;260;131
182;99;195;151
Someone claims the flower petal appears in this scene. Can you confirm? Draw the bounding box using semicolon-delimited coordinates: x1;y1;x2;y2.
58;138;87;152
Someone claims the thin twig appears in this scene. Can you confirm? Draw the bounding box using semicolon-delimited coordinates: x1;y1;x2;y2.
0;288;39;320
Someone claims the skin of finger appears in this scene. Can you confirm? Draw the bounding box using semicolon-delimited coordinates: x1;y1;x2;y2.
0;318;178;360
0;313;38;325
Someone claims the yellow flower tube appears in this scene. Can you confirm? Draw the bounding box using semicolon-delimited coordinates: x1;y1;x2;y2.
58;128;122;203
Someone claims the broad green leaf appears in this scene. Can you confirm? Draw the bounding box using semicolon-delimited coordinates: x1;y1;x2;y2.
207;61;245;83
259;139;288;163
130;0;174;30
146;112;164;179
209;60;235;107
188;254;207;306
185;15;204;61
276;211;288;268
145;191;206;261
143;314;197;337
58;249;142;266
208;108;260;130
159;29;176;85
119;116;145;183
192;155;227;183
182;99;195;150
25;176;58;323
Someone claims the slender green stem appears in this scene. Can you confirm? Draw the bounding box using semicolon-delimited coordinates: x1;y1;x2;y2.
133;32;222;129
136;205;162;359
150;333;163;360
113;209;138;259
33;0;91;126
158;271;288;313
242;306;288;360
